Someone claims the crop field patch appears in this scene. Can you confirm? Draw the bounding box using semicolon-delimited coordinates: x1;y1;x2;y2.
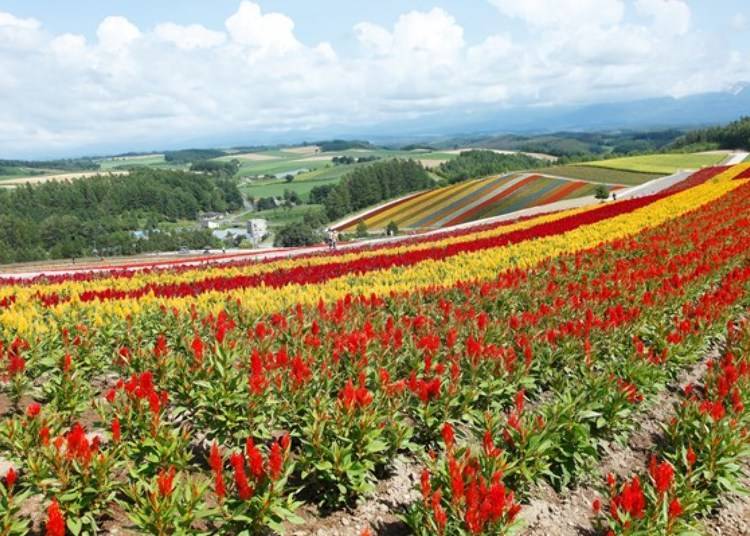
581;152;728;174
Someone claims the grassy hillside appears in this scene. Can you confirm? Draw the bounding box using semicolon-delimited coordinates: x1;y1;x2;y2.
581;153;727;174
538;165;659;186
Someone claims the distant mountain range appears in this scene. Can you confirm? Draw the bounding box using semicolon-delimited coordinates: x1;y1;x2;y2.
355;83;750;143
14;84;750;159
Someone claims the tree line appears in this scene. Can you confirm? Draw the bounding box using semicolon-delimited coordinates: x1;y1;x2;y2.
322;159;432;220
436;150;545;183
0;169;243;263
672;116;750;151
164;149;226;164
0;157;99;176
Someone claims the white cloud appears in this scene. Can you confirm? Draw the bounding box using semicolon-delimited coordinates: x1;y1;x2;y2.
635;0;691;36
0;11;40;30
97;16;141;52
0;10;43;50
154;22;225;50
225;1;299;58
0;1;747;157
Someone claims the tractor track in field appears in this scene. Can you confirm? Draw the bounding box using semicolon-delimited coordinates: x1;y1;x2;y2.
520;337;725;535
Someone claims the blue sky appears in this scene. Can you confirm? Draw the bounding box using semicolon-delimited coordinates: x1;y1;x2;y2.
0;0;748;157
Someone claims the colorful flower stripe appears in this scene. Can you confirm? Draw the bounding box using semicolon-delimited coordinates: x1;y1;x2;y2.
0;200;601;299
33;193;670;307
468;176;575;221
356;178;480;230
440;174;543;227
1;165;744;339
533;179;588;206
416;174;539;229
733;165;750;179
333;189;426;232
661;164;731;194
393;177;502;229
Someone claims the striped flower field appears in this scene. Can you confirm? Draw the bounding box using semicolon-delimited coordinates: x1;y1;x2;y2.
336;173;621;232
0;164;749;535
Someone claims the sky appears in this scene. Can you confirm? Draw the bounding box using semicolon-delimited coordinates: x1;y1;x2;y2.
0;0;749;158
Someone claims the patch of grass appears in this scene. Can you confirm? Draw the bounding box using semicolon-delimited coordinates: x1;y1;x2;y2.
240;177;340;202
538;165;659;186
97;155;169;170
580;153;727;174
247;204;323;229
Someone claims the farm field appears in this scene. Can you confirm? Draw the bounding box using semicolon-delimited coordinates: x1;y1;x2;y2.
0;170;129;187
215;147;458;181
1;163;749;534
536;165;659;186
240;176;340;203
97;154;175;171
581;152;728;174
337;173;617;232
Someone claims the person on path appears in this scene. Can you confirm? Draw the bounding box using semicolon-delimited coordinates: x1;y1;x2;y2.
330;229;338;250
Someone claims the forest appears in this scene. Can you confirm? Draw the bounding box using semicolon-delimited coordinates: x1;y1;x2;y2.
0;169;243;263
671;116;750;151
323;159;432;220
436;150;544;183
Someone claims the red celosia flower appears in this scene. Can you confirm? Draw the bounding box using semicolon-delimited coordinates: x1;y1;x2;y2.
7;355;25;376
420;469;431;500
268;441;284;480
191;334;204;363
26;402;41;418
592;498;601;513
214;469;226;500
610;476;645;520
209;442;222;472
157;466;175;497
5;467;17;490
229;452;253;500
111;417;121;443
686;447;697;468
245;438;265;480
45;499;65;536
649;457;674;495
668;498;683;519
65;423;92;465
39;426;50;446
441;423;455;451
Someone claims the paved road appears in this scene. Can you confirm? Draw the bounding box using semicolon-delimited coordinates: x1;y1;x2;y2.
722;151;749;165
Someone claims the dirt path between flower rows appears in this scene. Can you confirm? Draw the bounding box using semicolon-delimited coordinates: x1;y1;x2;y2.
520;340;723;535
280;455;418;535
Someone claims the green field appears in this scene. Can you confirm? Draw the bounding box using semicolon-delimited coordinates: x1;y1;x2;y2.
216;147;457;179
581;153;728;174
240;176;340;202
0;166;50;179
538;165;659;186
97;155;185;171
243;204;324;229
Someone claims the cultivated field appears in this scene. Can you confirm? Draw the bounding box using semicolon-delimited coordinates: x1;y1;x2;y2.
0;170;128;186
582;152;728;174
537;165;659;186
337;173;615;232
1;164;749;534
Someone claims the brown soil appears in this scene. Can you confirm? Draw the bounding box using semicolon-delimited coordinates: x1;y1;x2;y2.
520;342;721;535
280;455;419;535
702;461;750;535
